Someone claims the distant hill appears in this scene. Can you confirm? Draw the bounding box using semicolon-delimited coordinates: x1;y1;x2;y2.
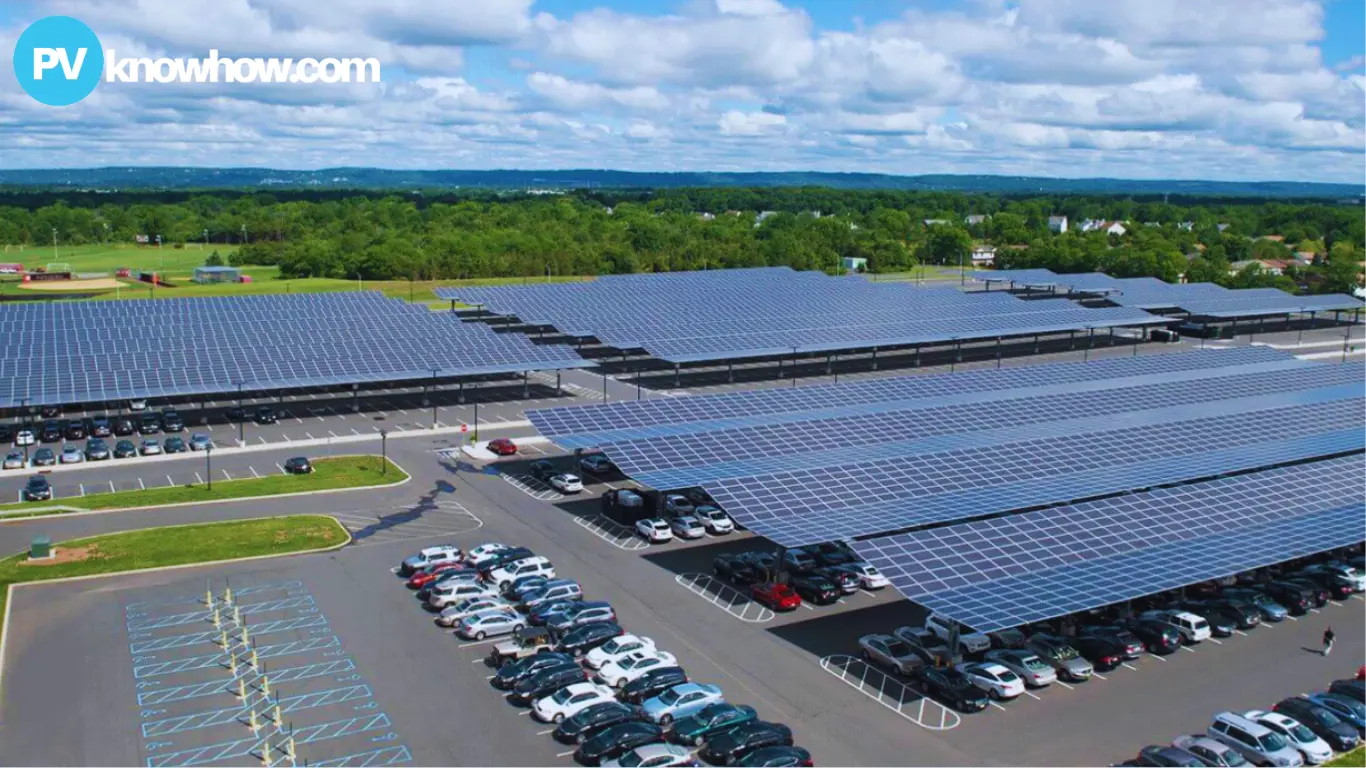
0;167;1360;199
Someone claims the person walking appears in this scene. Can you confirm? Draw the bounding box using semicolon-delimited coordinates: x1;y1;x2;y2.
1323;627;1335;657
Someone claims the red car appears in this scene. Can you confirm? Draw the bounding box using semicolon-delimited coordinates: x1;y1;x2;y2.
750;582;802;612
487;438;517;456
1357;665;1365;681
406;561;466;589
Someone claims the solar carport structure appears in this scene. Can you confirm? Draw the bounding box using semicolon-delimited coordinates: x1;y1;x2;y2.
0;291;592;409
437;268;1166;370
528;346;1365;632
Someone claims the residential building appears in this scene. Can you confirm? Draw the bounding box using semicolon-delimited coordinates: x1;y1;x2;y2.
1178;221;1195;231
924;218;950;227
1047;215;1068;233
841;256;867;272
964;214;988;226
970;246;997;266
1216;223;1231;232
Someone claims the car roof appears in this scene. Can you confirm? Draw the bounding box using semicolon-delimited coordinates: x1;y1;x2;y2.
631;744;689;758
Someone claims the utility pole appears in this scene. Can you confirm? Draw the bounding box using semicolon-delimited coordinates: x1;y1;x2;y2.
51;228;57;261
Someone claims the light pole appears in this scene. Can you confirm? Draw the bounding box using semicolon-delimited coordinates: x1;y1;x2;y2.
240;224;248;245
429;368;439;429
19;398;28;465
51;228;58;262
235;381;245;446
473;394;479;441
202;229;209;249
380;429;388;474
205;444;213;491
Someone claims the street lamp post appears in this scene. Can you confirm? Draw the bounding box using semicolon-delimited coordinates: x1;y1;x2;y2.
235;382;245;446
19;398;28;464
429;369;439;429
380;429;388;474
206;444;213;491
202;229;209;248
51;228;58;262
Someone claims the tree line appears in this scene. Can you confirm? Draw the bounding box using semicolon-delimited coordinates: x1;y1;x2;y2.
0;189;1361;294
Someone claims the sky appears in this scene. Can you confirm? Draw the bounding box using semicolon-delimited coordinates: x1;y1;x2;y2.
0;0;1363;182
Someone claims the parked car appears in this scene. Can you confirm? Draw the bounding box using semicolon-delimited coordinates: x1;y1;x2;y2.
529;600;581;627
163;436;187;454
619;666;690;706
489;626;557;668
893;626;954;667
1024;634;1092;682
600;743;693;768
1299;562;1365;592
1271;698;1360;752
23;475;51;501
914;666;991;712
39;421;62;442
456;609;526;640
550;474;584;493
575;721;666;766
924;613;992;654
88;418;112;437
63;420;86;440
831;562;890;590
487;438;518;456
597;652;680;689
1171;734;1251;767
713;553;765;585
579;454;615;474
533;681;617;723
463;542;514;568
114;439;137;458
668;702;758;747
161;409;185;432
138;414;162;434
254;407;277;425
1140;610;1213;644
32;447;56;466
586;635;659;670
1176;599;1261;631
435;596;511;627
781;550;818;574
2;451;23;470
283;456;312;474
737;746;814;767
1329;679;1365;703
1075;626;1145;659
127;399;146;411
407;561;472;589
398;545;463;576
1114;617;1182;654
750;582;801;612
84;438;111;461
1136;746;1206;767
553;701;648;744
805;542;858;568
556;622;627;659
858;634;924;677
1221;588;1291;621
547;601;617;634
642;683;724;725
1072;634;1129;671
695;506;734;535
1305;693;1366;734
636;518;673;543
663;494;695;516
700;722;795;766
1244;711;1332;765
529;459;557;481
955;662;1025;700
1207;712;1305;767
112;417;135;436
60;445;84;464
492;652;578;691
521;580;584;610
14;429;35;446
669;516;706;540
189;433;212;451
488;556;555;590
983;649;1057;687
789;574;841;605
814;566;860;595
427;580;500;609
508;664;590;705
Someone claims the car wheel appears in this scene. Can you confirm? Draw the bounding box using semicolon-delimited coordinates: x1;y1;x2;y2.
989;688;1001;701
475;630;486;640
660;714;673;725
512;624;524;634
553;713;565;723
612;678;624;689
694;735;705;747
860;650;870;662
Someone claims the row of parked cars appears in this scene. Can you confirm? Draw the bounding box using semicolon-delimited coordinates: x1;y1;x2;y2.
397;543;813;767
1134;671;1366;767
852;555;1366;717
711;542;891;611
2;404;281;450
6;433;215;470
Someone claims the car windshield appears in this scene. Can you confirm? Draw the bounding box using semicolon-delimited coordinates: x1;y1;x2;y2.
1022;656;1048;671
1056;645;1079;660
1309;707;1341;726
616;753;645;768
1286;723;1315;743
1257;733;1288;752
1333;698;1365;717
553;687;576;704
885;640;914;656
659;688;684;705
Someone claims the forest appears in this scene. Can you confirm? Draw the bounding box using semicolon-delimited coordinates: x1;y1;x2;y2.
0;188;1361;294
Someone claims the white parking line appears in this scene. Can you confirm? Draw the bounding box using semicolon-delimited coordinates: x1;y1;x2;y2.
1092;672;1107;680
206;424;214;431
1208;638;1224;645
555;750;575;757
1121;663;1139;671
165;474;174;487
194;472;203;484
536;728;556;736
79;483;86;497
281;433;291;441
352;428;362;435
276;463;286;474
601;481;618;490
1181;646;1197;653
1024;691;1042;701
304;432;315;440
294;416;304;424
1233;630;1248;636
257;436;268;445
1056;681;1074;690
329;430;338;438
1286;615;1299;622
250;467;260;478
800;603;815;611
222;469;232;481
397;409;409;415
336;413;347;420
1352;595;1364;601
109;480;116;493
138;478;145;490
1150;653;1167;661
456;638;500;649
989;701;1007;711
1309;608;1321;614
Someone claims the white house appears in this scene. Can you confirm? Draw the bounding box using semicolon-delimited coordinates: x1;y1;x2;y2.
1048;215;1068;233
1102;221;1127;236
1079;218;1103;233
842;256;867;272
970;246;997;266
924;218;950;227
1178;221;1195;231
964;214;988;226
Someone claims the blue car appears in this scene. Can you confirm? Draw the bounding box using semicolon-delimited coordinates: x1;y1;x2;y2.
1308;693;1366;734
641;682;723;725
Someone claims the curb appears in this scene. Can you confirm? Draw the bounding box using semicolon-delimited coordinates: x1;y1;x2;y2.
0;455;412;523
0;513;353;698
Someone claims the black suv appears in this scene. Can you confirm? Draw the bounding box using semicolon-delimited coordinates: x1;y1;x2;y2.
139;413;162;434
88;418;112;437
619;666;688;706
161;409;185;433
790;574;840;605
254;407;278;425
1073;634;1128;670
40;420;63;443
914;667;990;712
1274;697;1360;752
112;417;135;436
529;459;557;481
24;475;51;501
1255;582;1312;615
64;420;86;440
1177;598;1260;630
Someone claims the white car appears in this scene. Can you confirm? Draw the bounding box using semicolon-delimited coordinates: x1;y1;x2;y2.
129;399;147;411
14;430;35;447
636;518;673;543
549;474;584;493
585;634;659;670
695;506;734;535
663;494;695;515
455;608;525;640
955;662;1025;700
532;681;616;723
858;633;923;676
487;556;555;590
924;613;992;654
984;649;1057;688
669;516;706;539
435;596;511;627
60;446;84;464
464;543;511;567
400;544;463;575
596;651;679;688
602;744;695;768
832;562;890;590
1140;610;1211;644
426;580;499;609
1244;710;1333;765
2;452;23;470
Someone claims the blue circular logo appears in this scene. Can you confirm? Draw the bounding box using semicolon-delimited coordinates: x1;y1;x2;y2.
12;16;104;106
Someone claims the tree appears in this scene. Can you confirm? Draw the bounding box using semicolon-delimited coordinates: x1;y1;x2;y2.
916;226;972;267
204;250;224;267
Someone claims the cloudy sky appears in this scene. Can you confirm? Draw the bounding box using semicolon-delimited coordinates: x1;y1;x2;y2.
1;0;1363;182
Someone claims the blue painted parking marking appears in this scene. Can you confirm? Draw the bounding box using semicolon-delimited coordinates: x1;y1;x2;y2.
137;658;357;705
311;745;413;768
125;582;305;611
133;636;339;678
145;714;392;767
126;595;316;631
129;615;329;653
141;686;372;738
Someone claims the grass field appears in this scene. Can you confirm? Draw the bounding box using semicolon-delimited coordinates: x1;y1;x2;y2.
0;515;348;638
1328;746;1365;767
0;455;404;516
1;243;239;276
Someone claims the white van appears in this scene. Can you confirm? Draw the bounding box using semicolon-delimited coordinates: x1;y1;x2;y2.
427;580;499;609
488;556;556;590
1141;610;1212;644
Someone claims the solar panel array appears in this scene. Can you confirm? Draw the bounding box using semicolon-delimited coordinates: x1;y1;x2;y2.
975;269;1362;317
0;292;591;407
854;455;1366;632
437;268;1164;363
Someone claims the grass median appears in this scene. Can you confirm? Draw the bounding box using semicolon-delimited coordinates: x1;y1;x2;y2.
1328;746;1365;767
0;455;405;517
0;515;348;642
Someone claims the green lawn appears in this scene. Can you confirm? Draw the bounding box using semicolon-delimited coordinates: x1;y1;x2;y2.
0;515;348;639
1328;746;1365;767
3;243;240;275
0;455;404;516
867;265;969;282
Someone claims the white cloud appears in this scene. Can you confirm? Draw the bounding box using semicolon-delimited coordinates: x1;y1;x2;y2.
718;110;787;135
525;73;670;111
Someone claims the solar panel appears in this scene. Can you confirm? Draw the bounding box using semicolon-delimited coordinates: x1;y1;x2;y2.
698;396;1363;546
971;269;1061;285
601;363;1363;481
528;346;1298;447
1181;292;1363;318
852;455;1365;632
